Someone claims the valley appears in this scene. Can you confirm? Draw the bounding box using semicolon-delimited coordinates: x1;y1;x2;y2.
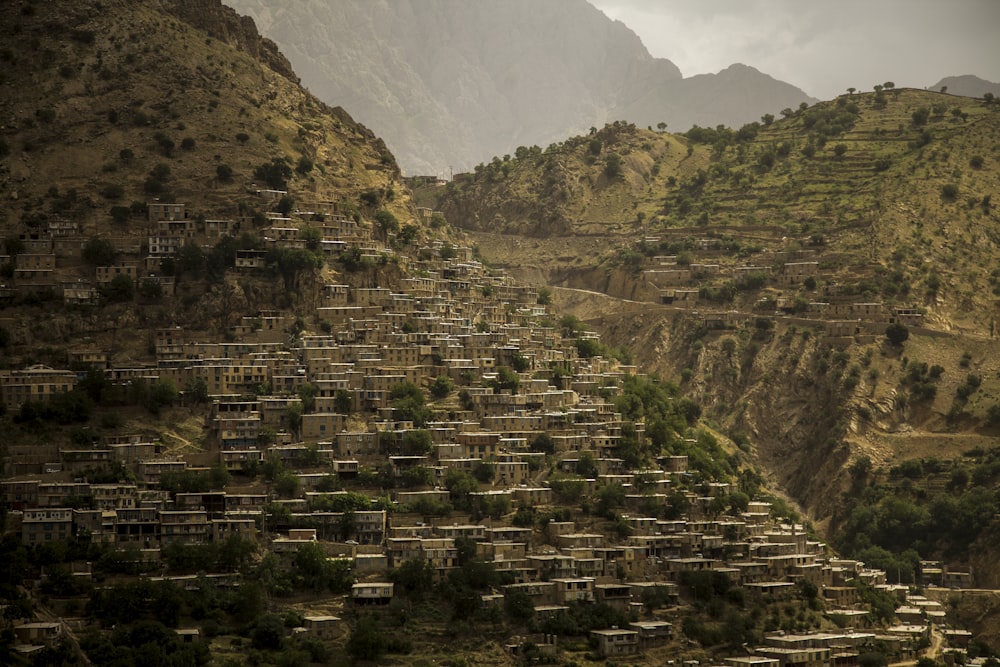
0;1;998;666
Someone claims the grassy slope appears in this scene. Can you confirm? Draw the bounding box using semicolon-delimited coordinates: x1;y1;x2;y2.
436;89;1000;330
0;0;408;233
432;90;1000;578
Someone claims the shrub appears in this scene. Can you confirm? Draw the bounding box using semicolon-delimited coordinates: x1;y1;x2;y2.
109;206;131;224
100;184;124;199
82;237;118;266
885;323;909;346
254;158;292;190
941;184;959;201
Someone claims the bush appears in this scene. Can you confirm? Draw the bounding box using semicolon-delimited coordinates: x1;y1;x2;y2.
82;237;118;266
885;323;909;346
100;183;124;199
941;184;959;201
254;158;292;190
110;206;131;224
429;376;454;399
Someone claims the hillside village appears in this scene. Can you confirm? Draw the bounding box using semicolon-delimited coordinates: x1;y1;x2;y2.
0;184;987;664
0;0;997;664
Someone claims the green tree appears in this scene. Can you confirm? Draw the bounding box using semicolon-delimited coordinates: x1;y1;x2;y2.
489;366;520;394
577;451;599;478
401;430;433;456
137;278;163;301
254;158;292;190
390;558;435;599
175;242;206;277
251;613;286;650
444;470;479;510
82;237;118;266
347;615;384;660
429;375;454;399
885;323;909;346
270;247;322;290
530;432;555;454
374;209;400;241
275;471;301;498
334;389;352;414
300;226;322;252
390;382;432;426
604;152;623;179
505;589;535;623
101;274;134;303
184;378;209;405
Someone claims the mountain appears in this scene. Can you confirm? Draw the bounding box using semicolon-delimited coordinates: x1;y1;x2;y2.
928;74;1000;98
0;0;413;356
421;89;1000;567
224;0;816;176
0;0;998;660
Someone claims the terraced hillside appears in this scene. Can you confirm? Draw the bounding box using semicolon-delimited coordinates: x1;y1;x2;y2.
424;88;1000;585
433;88;1000;331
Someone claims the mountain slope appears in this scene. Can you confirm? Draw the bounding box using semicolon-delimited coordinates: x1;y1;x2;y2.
0;0;416;361
434;89;1000;330
928;74;1000;98
0;0;405;230
424;87;1000;575
225;0;815;176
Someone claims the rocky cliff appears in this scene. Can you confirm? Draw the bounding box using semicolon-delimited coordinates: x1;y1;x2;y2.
225;0;815;176
163;0;299;83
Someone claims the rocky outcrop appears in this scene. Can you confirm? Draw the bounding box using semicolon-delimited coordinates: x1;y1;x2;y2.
162;0;299;83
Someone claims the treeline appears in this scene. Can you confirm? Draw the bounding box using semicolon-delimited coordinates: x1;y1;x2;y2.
0;530;351;665
836;447;1000;581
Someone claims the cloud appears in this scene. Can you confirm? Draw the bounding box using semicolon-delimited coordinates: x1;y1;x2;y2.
588;0;1000;99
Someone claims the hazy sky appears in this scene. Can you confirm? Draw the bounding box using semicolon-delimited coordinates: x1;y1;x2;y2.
589;0;1000;100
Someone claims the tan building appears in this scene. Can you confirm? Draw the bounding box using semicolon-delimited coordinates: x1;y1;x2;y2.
21;508;73;544
0;365;77;410
591;628;639;657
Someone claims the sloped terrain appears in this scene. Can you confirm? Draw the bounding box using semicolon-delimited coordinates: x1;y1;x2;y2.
426;89;1000;575
436;89;1000;329
0;0;403;231
226;0;815;175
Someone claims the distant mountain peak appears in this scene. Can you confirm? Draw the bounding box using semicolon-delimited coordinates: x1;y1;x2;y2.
226;0;814;175
927;74;1000;98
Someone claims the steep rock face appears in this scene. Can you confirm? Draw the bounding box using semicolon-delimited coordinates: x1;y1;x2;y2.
225;0;814;175
568;303;856;526
163;0;299;83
